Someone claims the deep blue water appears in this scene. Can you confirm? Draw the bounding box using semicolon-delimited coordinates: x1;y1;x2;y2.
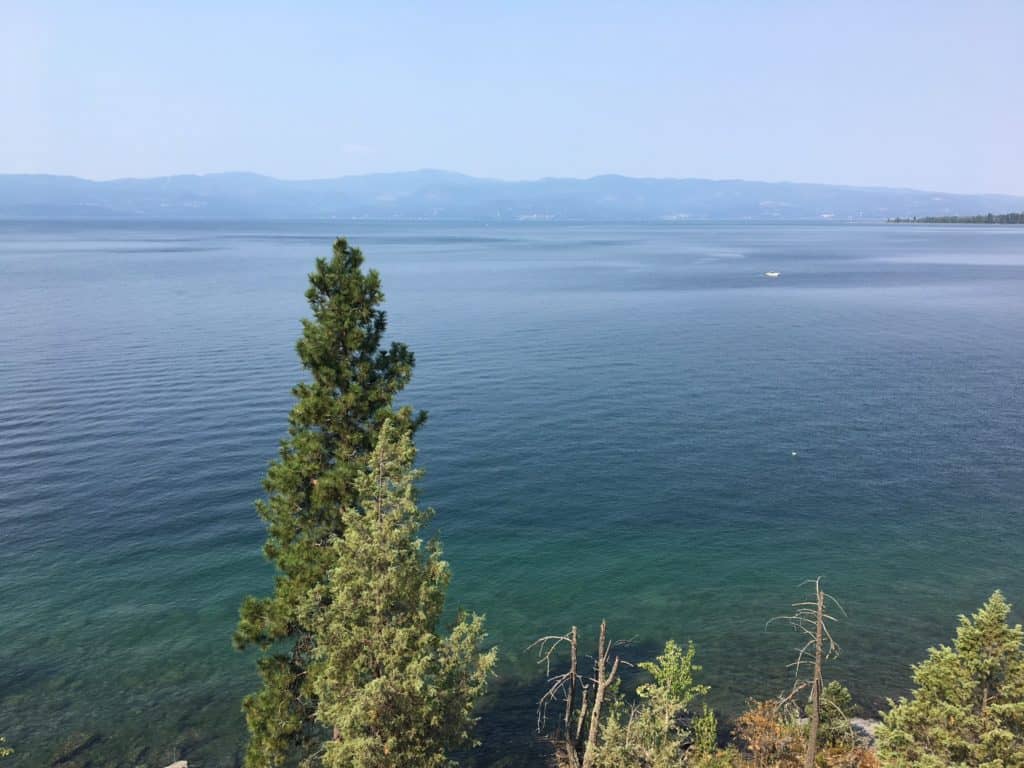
1;220;1023;766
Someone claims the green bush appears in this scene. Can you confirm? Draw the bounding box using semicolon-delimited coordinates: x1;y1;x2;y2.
594;640;715;767
877;591;1024;767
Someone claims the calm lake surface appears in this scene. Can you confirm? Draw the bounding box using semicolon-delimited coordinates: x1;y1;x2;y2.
2;220;1023;766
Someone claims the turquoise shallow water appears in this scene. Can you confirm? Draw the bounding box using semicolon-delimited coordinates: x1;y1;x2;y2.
2;221;1023;766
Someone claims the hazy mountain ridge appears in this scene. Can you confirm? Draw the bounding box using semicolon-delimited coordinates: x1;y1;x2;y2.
1;170;1022;220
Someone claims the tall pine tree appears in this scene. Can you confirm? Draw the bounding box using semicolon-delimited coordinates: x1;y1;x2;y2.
234;239;424;767
307;419;495;767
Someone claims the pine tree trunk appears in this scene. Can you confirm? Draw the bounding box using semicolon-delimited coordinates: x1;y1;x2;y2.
581;621;618;768
564;628;577;736
804;586;824;768
574;686;589;748
564;626;579;760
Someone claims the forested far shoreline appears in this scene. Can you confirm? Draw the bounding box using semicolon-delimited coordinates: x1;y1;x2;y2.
889;212;1024;224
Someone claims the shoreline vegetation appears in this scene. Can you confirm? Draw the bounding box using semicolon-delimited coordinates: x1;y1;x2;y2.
888;212;1024;224
221;238;1024;768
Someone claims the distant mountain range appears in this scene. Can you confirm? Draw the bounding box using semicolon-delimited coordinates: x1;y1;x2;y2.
2;170;1022;221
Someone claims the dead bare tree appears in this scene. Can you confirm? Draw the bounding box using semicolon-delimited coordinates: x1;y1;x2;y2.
530;620;629;768
768;577;846;768
581;621;623;768
531;625;583;765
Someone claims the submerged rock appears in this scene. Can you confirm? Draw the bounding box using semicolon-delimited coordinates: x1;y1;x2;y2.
850;718;880;746
50;732;100;766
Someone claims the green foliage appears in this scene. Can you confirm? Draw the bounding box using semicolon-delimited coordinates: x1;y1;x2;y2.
637;640;712;719
810;681;855;748
594;640;713;767
877;590;1024;767
688;743;740;768
308;420;496;768
0;737;12;759
234;239;424;767
692;704;719;756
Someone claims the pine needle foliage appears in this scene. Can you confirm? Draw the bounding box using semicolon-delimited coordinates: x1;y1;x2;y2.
877;590;1024;767
234;239;424;767
594;640;716;768
810;681;855;750
307;419;496;768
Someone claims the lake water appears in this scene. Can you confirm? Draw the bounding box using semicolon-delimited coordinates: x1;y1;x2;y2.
2;220;1023;766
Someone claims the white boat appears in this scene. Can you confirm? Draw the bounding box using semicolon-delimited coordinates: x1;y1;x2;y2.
764;271;781;278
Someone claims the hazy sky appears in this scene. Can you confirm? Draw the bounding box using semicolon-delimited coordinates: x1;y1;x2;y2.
3;1;1022;194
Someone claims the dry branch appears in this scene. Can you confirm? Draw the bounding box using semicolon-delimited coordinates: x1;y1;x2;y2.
768;577;846;768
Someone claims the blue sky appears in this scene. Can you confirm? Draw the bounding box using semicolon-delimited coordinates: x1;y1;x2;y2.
3;1;1022;194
